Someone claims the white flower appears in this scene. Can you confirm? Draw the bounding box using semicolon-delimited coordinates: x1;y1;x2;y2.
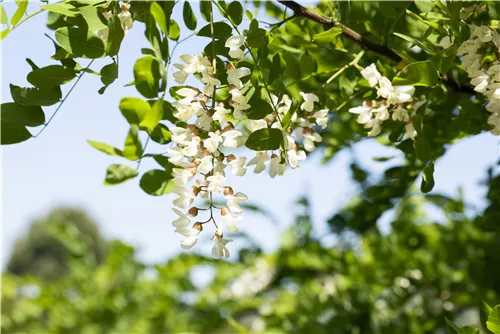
230;87;247;104
202;71;221;97
173;168;194;186
349;105;372;124
439;36;453;49
277;94;292;115
405;122;417;139
229;157;247;176
361;63;382;87
170;126;191;143
247;151;269;174
226;192;248;214
303;131;322;152
167;147;187;166
269;154;286;178
172;208;191;228
206;172;226;192
313;109;329;128
198;156;214;174
213;105;231;123
222;130;243;148
246;119;267;132
472;25;492;43
196;113;212;131
287;149;306;168
222;214;243;232
233;103;250;120
212;231;232;259
372;105;390;121
299;92;319;112
117;9;133;34
365;118;382;137
214;160;227;175
180;138;200;157
177;227;200;249
391;86;415;103
392;106;410;122
227;67;251;88
377;77;393;99
457;39;481;56
225;35;246;59
173;187;195;208
204;132;223;153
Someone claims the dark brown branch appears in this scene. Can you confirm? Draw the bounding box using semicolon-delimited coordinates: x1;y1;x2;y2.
277;0;474;94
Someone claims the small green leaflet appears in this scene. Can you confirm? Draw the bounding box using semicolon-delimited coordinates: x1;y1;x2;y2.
104;164;139;185
479;301;494;334
10;84;61;106
55;27;106;59
133;56;160;99
247;98;273;120
139;99;163;133
183;2;197;30
269;53;286;84
197;22;233;39
1;102;45;127
41;3;79;17
123;125;143;161
11;1;28;26
27;65;76;88
150;124;172;145
228;1;244;25
313;27;343;44
140;170;175;196
87;140;124;157
421;162;435;193
150;2;167;35
245;128;283;151
393;60;438;86
487;305;500;334
119;97;149;125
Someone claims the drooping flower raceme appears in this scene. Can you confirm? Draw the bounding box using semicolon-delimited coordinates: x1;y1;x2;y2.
349;63;417;139
167;35;331;259
97;4;133;41
457;24;500;135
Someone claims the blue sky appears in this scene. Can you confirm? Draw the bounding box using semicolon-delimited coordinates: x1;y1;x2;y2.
2;2;499;266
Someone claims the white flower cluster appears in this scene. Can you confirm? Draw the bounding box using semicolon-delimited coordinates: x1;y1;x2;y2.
457;24;500;135
168;36;330;259
97;4;133;41
349;64;417;139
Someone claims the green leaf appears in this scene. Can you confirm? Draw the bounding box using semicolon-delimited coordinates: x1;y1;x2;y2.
1;4;9;25
140;169;175;196
197;22;232;39
406;9;446;33
393;32;439;55
487;305;500;334
204;39;230;58
100;61;118;86
27;65;75;88
140;99;163;133
228;1;243;25
0;119;31;145
199;1;211;22
245;128;283;151
161;100;177;122
457;328;480;334
104;164;139;185
10;84;61;106
393;60;438;86
421;162;435;193
78;5;108;31
55;27;106;59
269;53;287;84
312;27;343;44
119;97;150;125
168;19;180;41
41;3;79;17
106;14;125;57
133;56;160;99
123;125;143;161
479;301;494;334
281;105;298;129
414;137;431;163
431;46;457;74
183;2;197;30
300;53;317;76
1;102;45;127
150;123;172;144
247;97;273;120
87;140;124;157
445;317;459;334
150;2;167;34
247;21;266;48
11;1;28;26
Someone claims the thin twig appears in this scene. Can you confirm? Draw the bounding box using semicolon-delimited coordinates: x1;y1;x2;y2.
136;136;150;170
324;50;365;86
33;59;95;138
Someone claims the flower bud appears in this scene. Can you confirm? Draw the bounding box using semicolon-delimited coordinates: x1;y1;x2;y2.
223;123;235;132
192;185;201;196
188;207;199;217
189;168;197;177
271;153;278;159
223;186;234;196
226;154;236;163
199;100;208;110
207;109;215;117
214;229;223;238
193;158;201;166
221;207;230;216
228;84;237;91
192;222;203;232
226;62;236;70
186;124;197;133
202;150;211;157
216;154;225;162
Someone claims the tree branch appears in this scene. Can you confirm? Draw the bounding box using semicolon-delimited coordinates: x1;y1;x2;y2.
276;0;474;94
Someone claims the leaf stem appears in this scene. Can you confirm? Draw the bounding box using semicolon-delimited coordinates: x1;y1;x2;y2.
324;50;365;86
33;59;95;138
